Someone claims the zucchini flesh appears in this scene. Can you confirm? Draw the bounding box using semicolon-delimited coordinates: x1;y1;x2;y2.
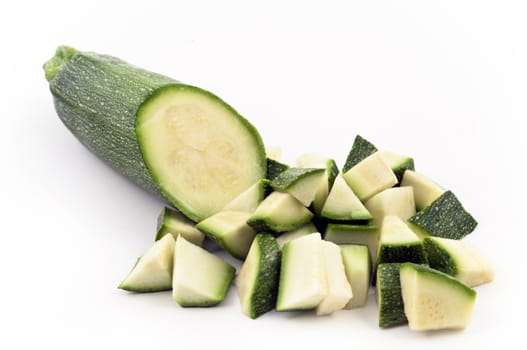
400;263;476;331
276;233;327;311
118;234;175;292
45;46;266;222
172;237;235;307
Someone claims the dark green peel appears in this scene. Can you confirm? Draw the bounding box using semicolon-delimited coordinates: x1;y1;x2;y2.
343;135;378;173
408;191;477;239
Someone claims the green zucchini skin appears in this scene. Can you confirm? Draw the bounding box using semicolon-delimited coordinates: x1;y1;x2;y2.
376;263;407;328
47;47;175;195
249;233;282;318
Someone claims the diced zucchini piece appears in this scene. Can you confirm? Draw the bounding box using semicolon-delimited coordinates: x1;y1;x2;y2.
324;224;380;266
266;158;289;180
365;187;416;226
342;135;378;173
172;237;235;307
377;216;427;265
316;241;353;315
376;263;406;328
408;191;477;240
222;179;269;213
400;263;476;331
119;234;175;292
276;233;327;311
343;152;398;202
321;174;372;221
296;153;339;214
276;223;318;248
340;245;372;309
378;151;415;184
423;237;494;287
266;146;282;161
271;167;326;207
196;211;256;260
248;192;314;233
236;233;281;319
401;170;445;211
155;207;204;246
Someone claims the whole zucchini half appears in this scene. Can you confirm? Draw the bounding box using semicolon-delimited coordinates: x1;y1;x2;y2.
44;46;266;222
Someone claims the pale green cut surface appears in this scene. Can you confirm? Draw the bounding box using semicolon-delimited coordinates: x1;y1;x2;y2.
119;234;175;292
137;87;265;221
172;237;235;306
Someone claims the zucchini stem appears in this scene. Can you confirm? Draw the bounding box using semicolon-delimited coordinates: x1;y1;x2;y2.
43;46;78;81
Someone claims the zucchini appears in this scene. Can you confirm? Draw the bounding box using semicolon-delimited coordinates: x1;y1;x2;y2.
222;179;269;213
342;135;377;173
364;187;415;226
377;216;427;265
276;233;327;311
271;168;326;207
196;211;256;260
275;222;318;248
44;46;266;222
401;170;445;211
236;233;281;319
340;245;372;309
400;263;476;331
343;152;398;202
247;192;314;233
324;224;380;266
408;191;477;240
423;237;494;287
321;174;372;221
118;234;175;292
378;151;415;184
296;153;339;214
376;263;407;328
172;237;235;307
316;241;353;316
155;207;204;246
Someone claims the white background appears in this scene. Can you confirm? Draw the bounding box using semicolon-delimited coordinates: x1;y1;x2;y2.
1;1;525;349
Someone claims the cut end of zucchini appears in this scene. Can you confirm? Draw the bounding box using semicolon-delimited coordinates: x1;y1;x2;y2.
44;46;79;81
400;263;476;331
136;84;266;222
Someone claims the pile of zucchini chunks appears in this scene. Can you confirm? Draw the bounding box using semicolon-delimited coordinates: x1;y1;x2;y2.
119;135;494;331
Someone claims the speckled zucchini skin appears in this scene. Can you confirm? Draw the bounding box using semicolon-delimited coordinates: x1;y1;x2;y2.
377;242;428;265
343;135;378;173
408;191;477;239
376;263;407;328
266;158;290;180
247;233;281;318
46;47;175;195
